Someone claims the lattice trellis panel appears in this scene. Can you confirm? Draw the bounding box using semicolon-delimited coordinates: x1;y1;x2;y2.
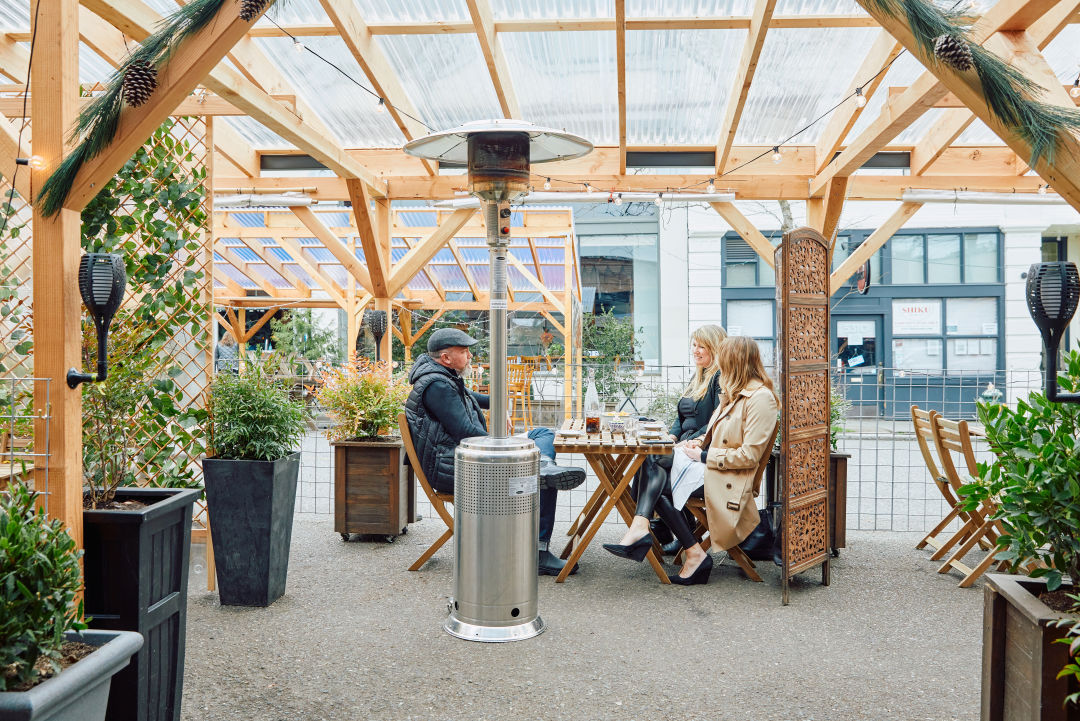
775;227;832;605
79;116;214;500
0;188;34;383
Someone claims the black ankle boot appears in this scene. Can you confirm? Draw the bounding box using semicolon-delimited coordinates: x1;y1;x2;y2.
539;457;586;490
538;549;578;576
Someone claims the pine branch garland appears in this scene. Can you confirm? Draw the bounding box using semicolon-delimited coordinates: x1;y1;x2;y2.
239;0;272;22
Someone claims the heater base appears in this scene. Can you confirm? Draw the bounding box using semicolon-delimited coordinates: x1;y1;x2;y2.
443;614;545;643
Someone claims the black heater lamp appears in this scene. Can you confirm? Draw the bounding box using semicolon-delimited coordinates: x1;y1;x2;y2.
1026;261;1080;403
364;309;387;362
67;253;126;389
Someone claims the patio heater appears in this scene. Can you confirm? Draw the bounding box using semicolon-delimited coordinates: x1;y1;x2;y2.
1026;262;1080;403
404;120;592;642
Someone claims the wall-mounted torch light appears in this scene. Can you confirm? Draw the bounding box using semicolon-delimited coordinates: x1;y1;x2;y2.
1025;261;1080;403
67;253;126;389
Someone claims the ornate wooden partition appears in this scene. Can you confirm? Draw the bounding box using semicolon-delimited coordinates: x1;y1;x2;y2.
775;227;831;605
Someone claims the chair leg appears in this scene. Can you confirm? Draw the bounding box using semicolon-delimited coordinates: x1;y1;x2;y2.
409;527;453;571
958;547;1002;588
929;516;978;561
916;505;962;551
727;546;763;582
938;518;992;575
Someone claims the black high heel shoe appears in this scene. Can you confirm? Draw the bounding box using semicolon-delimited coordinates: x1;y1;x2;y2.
668;554;713;585
602;534;653;562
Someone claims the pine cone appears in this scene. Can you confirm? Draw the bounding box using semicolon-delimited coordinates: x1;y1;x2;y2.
121;61;157;108
933;34;974;72
239;0;270;22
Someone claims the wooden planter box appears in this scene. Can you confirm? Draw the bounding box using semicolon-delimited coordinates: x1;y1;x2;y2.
333;439;413;541
982;574;1079;721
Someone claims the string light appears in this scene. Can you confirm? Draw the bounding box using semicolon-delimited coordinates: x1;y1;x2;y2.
543;178;551;190
584;183;593;193
771;147;783;164
614;193;624;205
706;179;715;193
376;97;386;113
1071;76;1080;99
855;87;867;108
1038;184;1049;194
292;39;305;53
15;155;44;170
654;192;663;206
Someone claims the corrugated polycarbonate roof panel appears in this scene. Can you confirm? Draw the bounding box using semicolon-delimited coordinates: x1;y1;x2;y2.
843;50;941;146
221;117;291;149
628;29;743;146
79;44;115;85
773;0;865;13
492;0;608;19
628;0;753;14
736;28;879;145
253;37;403;147
375;33;501;133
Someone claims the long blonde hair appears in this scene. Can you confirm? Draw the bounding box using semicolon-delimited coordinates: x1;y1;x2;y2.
683;324;726;401
716;336;778;403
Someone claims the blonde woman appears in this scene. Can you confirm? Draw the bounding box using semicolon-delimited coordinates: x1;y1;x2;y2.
604;325;726;559
606;336;778;585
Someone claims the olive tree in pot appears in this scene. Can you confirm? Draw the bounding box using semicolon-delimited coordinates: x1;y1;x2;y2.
203;353;307;607
1;481;143;721
961;347;1080;720
313;359;412;541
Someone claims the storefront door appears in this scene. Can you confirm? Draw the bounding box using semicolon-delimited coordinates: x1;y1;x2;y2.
833;315;883;416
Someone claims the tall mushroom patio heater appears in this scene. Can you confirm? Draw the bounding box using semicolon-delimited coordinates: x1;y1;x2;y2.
404;120;592;641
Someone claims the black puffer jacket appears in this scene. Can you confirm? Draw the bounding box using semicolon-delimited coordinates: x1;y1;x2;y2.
405;354;488;491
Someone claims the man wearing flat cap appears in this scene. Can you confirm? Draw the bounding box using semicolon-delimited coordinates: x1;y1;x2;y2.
406;327;586;576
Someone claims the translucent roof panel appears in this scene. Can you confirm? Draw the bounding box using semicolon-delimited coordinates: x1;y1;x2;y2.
254;37;403;147
773;0;865;13
376;34;502;133
736;28;879;145
957;119;1003;145
502;32;617;145
1043;26;1080;84
493;0;609;19
628;29;742;145
79;44;115;86
222;116;291;149
844;50;941;146
258;0;470;24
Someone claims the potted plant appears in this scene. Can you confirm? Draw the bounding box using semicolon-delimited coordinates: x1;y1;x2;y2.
203;353;307;607
960;347;1080;719
1;480;143;721
312;359;412;541
79;319;199;721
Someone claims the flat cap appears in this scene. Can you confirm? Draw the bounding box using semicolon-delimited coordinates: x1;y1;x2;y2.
427;327;478;353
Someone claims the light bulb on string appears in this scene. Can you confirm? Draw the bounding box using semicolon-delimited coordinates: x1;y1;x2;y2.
16;155;45;170
614;193;623;205
376;97;386;113
706;179;716;193
293;39;305;53
655;192;663;206
855;87;867;108
543;178;551;191
1039;184;1049;194
1071;77;1080;98
771;147;783;164
585;183;593;193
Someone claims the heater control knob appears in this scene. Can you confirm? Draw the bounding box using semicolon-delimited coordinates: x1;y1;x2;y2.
499;207;511;218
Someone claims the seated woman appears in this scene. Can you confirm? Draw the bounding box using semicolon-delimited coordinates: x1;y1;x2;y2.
603;336;779;585
632;324;726;550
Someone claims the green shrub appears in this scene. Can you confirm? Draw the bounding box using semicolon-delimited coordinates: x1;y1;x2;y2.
313;359;411;441
207;353;307;461
0;482;86;691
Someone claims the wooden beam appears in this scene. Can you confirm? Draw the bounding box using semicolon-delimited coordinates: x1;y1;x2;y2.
507;255;565;309
715;0;778;174
820;176;849;246
225;236;312;298
346;178;389;296
399;234;445;301
811;0;1058;197
856;0;1080;211
446;239;481;300
387;208;476;296
31;0;82;540
213;265;246;298
814;31;902;173
240;306;280;343
0;35;29;84
63;0;271;211
910;110;975;175
0;92;299;118
0;110;30;201
615;0;627;174
829;202;922;294
466;0;520;118
273;234;347;308
709;202;776;268
216;245;293;298
291;205;373;294
81;0;384;195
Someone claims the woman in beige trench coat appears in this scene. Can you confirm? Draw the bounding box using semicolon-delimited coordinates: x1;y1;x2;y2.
670;336;778;584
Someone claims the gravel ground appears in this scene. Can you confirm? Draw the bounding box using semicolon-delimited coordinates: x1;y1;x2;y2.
183;515;982;721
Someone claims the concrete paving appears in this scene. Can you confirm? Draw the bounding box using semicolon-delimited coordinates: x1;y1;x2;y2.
183;516;983;721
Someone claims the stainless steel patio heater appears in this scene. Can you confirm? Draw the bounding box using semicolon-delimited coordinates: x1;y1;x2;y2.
404;120;592;642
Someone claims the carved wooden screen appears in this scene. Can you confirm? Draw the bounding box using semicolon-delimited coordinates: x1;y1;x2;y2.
775;227;831;605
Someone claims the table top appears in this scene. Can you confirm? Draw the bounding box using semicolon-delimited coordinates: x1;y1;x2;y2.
553;418;675;454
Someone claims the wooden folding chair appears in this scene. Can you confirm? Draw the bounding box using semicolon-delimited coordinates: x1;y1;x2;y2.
506;363;533;430
911;406;975;554
398;413;455;571
930;414;1008;587
682;419;779;584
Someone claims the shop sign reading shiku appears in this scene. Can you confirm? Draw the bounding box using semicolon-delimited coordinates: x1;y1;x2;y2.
893;300;942;335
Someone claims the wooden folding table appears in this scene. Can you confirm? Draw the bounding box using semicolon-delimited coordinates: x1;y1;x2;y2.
553;418;675;584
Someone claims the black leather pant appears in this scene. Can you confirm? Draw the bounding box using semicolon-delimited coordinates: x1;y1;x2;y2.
633;455;702;551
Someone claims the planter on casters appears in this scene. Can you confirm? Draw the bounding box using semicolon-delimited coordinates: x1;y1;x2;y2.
982;574;1079;721
332;438;413;542
202;453;300;607
82;486;198;721
0;629;143;721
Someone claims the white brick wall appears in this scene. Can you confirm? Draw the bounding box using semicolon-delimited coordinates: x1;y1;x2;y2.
1001;226;1045;402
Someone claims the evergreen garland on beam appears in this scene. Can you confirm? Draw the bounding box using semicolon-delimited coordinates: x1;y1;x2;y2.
37;0;277;217
861;0;1080;169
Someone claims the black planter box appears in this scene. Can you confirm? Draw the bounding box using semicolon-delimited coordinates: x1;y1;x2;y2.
82;487;198;721
202;453;300;607
0;630;143;721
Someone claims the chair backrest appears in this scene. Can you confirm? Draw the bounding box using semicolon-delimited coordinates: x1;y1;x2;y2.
931;414;980;484
506;363;529;386
911;405;945;483
752;418;781;497
398;412;437;497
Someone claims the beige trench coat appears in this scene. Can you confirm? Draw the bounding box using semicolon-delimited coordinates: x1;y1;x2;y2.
698;379;778;551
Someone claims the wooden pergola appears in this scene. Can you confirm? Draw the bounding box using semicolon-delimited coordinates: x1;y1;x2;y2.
11;0;1080;542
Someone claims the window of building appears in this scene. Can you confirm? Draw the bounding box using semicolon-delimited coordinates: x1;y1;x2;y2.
723;236;779;287
891;297;998;374
725;299;775;367
579;232;660;364
883;232;1000;285
927;234;961;283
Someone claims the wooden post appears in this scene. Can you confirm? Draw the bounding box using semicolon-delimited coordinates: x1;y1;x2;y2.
400;309;412;363
374;199;392;368
31;0;82;541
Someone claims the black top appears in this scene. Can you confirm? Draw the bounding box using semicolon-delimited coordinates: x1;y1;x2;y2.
669;369;723;442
